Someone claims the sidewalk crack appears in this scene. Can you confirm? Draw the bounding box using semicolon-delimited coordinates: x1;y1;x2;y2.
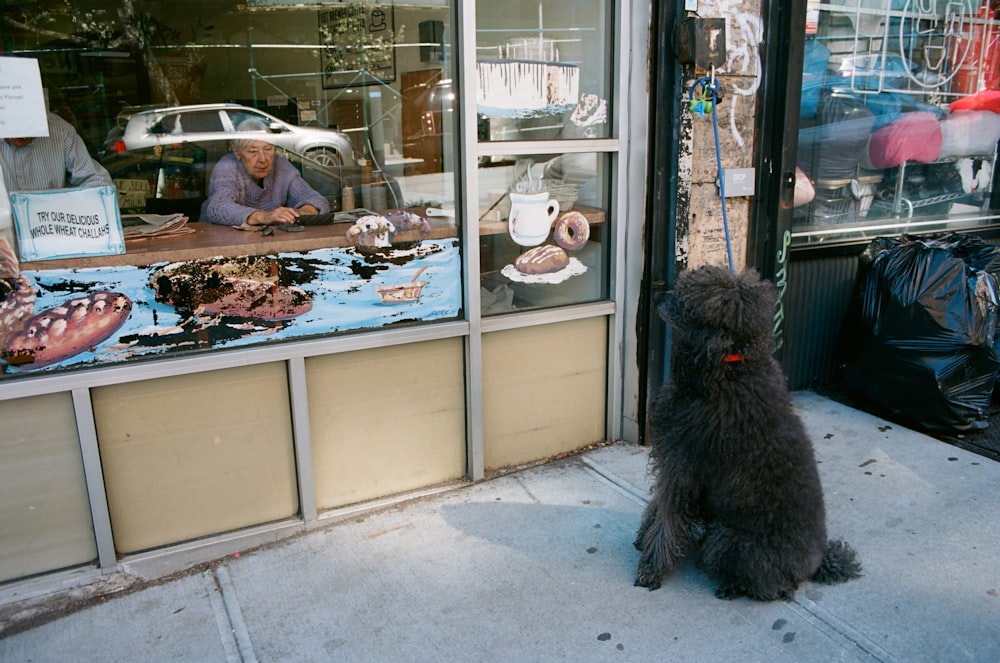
787;594;899;663
207;566;259;663
581;456;650;506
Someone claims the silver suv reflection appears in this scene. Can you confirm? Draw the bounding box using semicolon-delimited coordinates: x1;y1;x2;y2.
104;103;355;167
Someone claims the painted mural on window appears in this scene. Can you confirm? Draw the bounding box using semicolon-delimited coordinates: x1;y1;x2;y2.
0;217;461;375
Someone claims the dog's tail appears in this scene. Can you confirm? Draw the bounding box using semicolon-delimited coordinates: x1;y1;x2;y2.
811;539;863;584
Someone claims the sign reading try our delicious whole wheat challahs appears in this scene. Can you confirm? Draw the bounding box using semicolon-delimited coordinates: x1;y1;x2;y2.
10;185;124;260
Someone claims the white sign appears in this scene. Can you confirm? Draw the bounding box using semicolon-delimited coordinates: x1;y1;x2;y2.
10;186;125;261
0;57;48;138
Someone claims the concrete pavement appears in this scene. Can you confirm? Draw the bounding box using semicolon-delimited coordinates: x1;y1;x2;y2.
1;391;999;662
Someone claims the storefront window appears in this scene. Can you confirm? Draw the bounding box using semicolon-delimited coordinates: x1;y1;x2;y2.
477;152;609;312
793;0;1000;246
0;0;460;376
476;0;612;142
475;0;614;314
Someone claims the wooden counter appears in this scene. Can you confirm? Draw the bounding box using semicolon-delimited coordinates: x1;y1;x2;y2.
21;218;455;270
20;206;605;271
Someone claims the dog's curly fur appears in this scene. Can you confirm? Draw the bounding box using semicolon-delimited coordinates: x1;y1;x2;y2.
633;266;862;600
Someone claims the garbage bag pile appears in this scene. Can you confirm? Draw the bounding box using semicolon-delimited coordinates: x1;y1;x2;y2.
838;233;1000;432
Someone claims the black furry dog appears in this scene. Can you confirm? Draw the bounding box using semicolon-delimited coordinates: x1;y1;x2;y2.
634;265;862;600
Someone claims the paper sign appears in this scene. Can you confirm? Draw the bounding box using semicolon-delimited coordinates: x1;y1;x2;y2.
10;185;125;261
0;57;48;139
113;178;153;210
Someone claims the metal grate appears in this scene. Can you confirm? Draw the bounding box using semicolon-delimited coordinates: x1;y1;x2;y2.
782;253;861;389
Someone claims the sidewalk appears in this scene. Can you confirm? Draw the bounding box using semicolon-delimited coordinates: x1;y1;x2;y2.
1;391;998;662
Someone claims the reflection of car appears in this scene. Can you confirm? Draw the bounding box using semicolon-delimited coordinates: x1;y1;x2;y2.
103;103;356;167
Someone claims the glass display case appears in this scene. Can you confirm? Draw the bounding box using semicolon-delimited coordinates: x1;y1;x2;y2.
793;0;1000;246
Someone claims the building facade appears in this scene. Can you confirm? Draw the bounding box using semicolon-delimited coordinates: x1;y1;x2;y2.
0;0;655;585
6;0;999;592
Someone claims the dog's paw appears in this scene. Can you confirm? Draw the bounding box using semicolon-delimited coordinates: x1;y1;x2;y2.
716;583;795;602
634;566;663;591
634;576;662;591
714;584;744;600
751;586;796;602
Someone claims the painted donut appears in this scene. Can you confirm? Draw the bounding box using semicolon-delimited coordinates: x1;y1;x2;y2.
553;211;590;251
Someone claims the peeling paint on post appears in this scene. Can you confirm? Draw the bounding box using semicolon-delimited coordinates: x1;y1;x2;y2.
676;108;694;271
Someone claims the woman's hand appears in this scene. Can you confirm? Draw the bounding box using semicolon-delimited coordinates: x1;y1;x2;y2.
246;207;300;226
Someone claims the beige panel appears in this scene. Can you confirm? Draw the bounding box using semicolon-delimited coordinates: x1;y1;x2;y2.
483;317;608;470
93;363;298;554
308;338;466;510
0;393;96;582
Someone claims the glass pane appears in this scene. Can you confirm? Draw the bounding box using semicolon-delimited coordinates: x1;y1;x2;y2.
793;0;1000;246
476;0;612;141
0;0;462;377
478;153;609;313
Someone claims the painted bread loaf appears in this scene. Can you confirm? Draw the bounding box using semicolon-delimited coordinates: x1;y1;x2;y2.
514;244;569;275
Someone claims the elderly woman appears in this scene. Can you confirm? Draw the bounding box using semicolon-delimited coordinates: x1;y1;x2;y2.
201;119;330;228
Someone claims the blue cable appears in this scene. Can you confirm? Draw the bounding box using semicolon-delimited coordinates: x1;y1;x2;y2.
689;76;734;272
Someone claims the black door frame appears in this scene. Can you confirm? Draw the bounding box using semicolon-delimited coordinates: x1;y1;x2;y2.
637;0;685;443
749;0;808;364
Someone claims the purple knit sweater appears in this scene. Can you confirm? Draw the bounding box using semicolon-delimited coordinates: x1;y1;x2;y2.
201;153;330;226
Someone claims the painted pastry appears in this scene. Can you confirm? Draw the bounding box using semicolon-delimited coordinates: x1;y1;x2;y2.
2;291;132;369
385;210;432;245
345;215;395;249
477;60;580;117
514;244;569;275
151;256;312;321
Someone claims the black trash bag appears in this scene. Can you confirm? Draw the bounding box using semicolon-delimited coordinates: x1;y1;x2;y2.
838;233;1000;432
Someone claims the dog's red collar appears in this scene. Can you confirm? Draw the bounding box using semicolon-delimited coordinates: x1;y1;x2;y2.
722;353;743;363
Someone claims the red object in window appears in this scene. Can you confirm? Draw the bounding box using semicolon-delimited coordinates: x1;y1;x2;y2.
866;112;942;169
949;3;998;95
949;88;1000;112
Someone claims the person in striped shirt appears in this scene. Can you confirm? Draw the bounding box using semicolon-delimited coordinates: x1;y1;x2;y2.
0;112;112;192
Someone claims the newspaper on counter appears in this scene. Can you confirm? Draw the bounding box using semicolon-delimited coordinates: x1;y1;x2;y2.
120;213;194;239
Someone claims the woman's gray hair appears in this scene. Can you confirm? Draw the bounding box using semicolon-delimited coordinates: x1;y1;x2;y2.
231;118;273;151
